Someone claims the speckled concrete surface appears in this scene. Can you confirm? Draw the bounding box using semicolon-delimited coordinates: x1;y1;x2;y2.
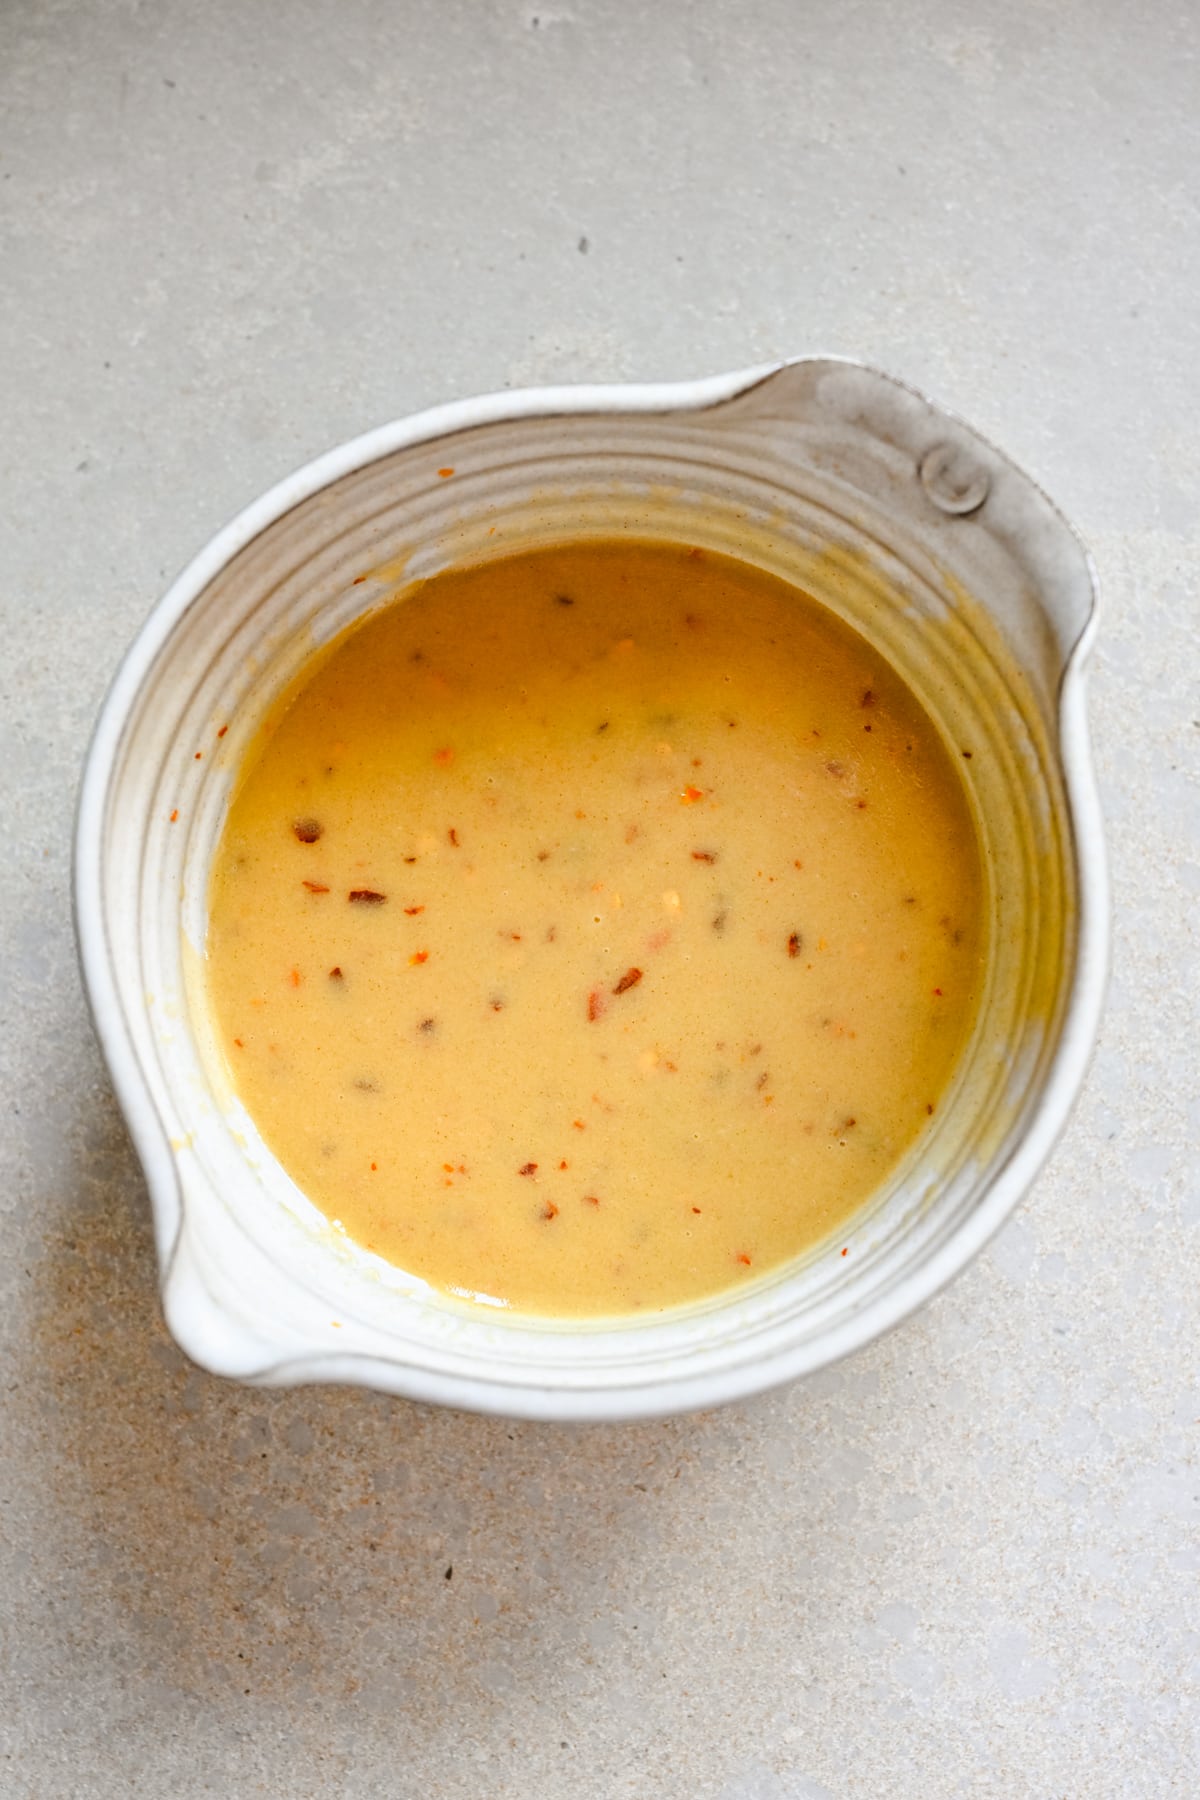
2;2;1197;1795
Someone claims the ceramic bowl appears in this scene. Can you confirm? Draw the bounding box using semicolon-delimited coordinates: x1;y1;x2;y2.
75;359;1107;1419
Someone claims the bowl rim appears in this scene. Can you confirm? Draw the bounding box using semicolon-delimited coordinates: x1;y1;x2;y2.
73;356;1109;1418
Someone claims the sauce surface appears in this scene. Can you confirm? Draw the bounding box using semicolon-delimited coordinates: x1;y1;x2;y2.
205;541;985;1315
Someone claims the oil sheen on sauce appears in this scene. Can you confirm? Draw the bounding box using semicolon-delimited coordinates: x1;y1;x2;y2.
205;540;985;1316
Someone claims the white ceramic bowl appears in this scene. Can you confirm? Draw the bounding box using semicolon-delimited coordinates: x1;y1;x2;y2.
75;359;1108;1420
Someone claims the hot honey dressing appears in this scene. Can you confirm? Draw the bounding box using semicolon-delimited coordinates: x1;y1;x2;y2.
205;541;985;1315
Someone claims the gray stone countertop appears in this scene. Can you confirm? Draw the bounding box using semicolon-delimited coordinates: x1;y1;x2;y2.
1;2;1196;1795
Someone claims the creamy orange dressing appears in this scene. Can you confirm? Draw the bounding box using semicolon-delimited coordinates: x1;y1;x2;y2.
205;541;985;1315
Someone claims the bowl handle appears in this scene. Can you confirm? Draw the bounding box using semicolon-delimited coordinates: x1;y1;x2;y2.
708;357;1101;696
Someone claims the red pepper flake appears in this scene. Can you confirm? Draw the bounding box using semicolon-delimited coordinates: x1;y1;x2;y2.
448;827;460;847
787;931;802;958
518;1161;538;1178
288;968;302;987
329;966;344;982
932;987;943;997
233;1037;244;1048
194;751;203;761
841;1246;849;1256
555;593;575;607
419;1017;436;1034
410;950;429;966
856;799;868;810
587;989;606;1022
489;998;505;1012
404;905;425;915
438;467;455;478
735;1252;752;1267
680;785;704;804
572;1118;585;1130
962;749;974;759
217;724;228;738
541;1202;559;1221
169;808;179;823
583;1194;600;1207
926;1101;935;1115
352;575;367;585
302;880;330;894
558;1159;569;1170
443;1162;454;1172
370;1161;378;1171
691;849;718;863
349;888;387;905
293;818;323;843
692;1206;701;1214
613;967;643;995
861;689;876;708
433;747;455;767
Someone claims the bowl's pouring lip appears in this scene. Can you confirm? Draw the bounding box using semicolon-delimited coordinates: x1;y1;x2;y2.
72;358;1108;1419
